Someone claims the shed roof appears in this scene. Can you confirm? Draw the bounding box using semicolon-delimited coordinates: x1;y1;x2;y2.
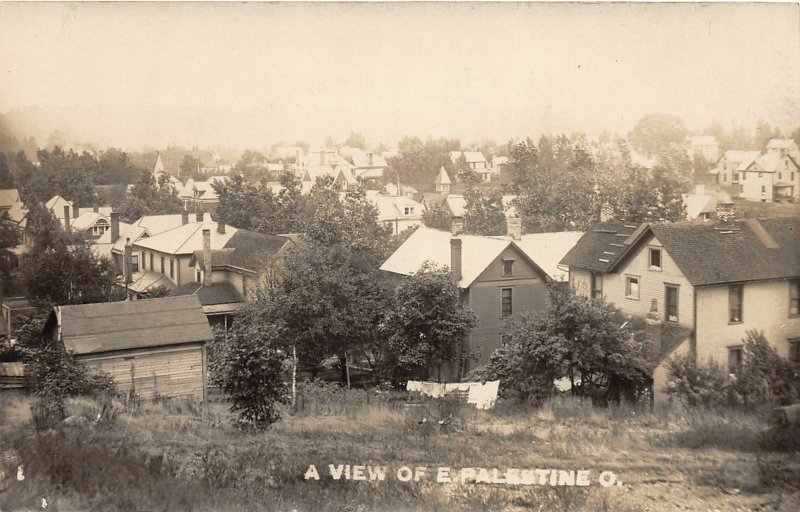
54;296;212;355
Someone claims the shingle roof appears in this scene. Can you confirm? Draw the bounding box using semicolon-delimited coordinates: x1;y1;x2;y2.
681;193;716;220
434;166;452;185
444;194;466;217
132;213;212;235
55;296;212;355
513;231;585;281
735;151;762;171
366;193;423;222
134;222;238;255
559;221;644;273
562;218;800;286
191;230;292;273
749;152;782;173
648;218;800;286
71;212;109;232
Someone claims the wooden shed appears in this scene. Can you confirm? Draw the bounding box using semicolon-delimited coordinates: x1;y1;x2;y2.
45;296;213;401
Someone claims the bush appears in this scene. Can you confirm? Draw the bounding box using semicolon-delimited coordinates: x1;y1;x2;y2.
666;331;800;410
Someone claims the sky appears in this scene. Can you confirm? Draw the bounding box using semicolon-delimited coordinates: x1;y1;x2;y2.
0;2;798;150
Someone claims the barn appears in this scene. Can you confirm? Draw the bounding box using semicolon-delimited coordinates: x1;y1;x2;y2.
44;296;213;401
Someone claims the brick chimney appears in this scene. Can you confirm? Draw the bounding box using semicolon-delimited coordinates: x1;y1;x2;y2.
196;210;204;223
181;210;189;225
600;203;614;222
451;217;464;236
63;205;71;232
93;205;99;213
716;202;735;221
217;220;225;234
450;238;462;282
506;216;522;241
110;212;120;242
202;229;212;286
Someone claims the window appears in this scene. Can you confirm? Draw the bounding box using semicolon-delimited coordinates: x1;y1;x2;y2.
501;334;511;346
740;184;744;193
625;276;640;299
92;219;109;236
150;253;154;271
728;346;743;374
758;172;763;178
742;172;746;180
141;252;146;270
590;272;603;299
160;256;165;274
789;339;800;363
169;259;175;279
503;259;514;276
196;270;201;283
649;248;662;270
403;207;414;216
729;284;743;323
779;172;783;180
665;285;679;323
733;172;738;182
790;280;800;317
501;288;513;318
792;172;796;181
131;254;139;273
761;185;766;193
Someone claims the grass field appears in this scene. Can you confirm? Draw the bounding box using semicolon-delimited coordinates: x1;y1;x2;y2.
1;388;799;512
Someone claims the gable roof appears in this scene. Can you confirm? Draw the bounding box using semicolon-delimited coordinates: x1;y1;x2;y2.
444;194;466;217
562;218;800;286
134;221;238;255
681;193;717;220
53;296;212;355
449;151;487;164
131;213;212;236
736;151;762;171
381;226;555;288
366;193;423;221
7;201;27;224
559;221;650;273
191;230;292;273
434;166;452;185
71;211;110;232
748;152;783;173
766;138;798;150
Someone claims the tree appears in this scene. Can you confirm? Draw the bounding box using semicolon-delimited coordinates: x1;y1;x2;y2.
754;119;782;150
210;317;289;430
382;262;477;382
257;170;304;234
213;173;271;230
179;154;201;178
0;152;14;188
95;148;144;185
22;230;122;311
476;286;650;403
628;113;689;158
16;147;98;206
421;201;451;231
387;137;460;191
116;171;183;222
463;188;506;236
344;131;368;149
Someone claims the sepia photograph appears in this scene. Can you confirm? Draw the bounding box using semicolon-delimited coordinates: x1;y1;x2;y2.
0;1;799;510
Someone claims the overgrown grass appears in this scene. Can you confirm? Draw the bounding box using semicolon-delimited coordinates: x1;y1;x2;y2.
1;392;798;511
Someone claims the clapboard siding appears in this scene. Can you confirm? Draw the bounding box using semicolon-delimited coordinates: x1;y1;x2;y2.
79;344;205;400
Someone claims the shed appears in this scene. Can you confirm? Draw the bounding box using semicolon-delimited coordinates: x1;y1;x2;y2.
45;296;213;401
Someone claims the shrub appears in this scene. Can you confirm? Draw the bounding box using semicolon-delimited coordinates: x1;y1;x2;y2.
213;322;289;431
665;353;736;409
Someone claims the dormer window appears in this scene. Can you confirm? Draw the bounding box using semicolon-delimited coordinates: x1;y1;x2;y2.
649;248;662;271
403;206;415;216
503;259;514;276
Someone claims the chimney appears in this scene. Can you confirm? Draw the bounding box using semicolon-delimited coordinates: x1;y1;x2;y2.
93;205;99;213
450;238;462;282
506;216;522;241
196;211;204;223
600;203;615;223
217;220;226;234
202;229;212;287
124;238;133;284
110;212;120;242
181;210;189;225
63;205;71;232
451;217;464;236
716;202;735;222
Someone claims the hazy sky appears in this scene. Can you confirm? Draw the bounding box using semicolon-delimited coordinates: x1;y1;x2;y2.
1;2;798;150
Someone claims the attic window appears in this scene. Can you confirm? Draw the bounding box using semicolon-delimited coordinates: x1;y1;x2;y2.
503;259;514;276
404;206;415;216
649;248;662;270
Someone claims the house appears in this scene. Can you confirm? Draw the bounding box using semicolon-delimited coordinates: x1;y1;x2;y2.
126;216;237;297
299;163;356;191
765;138;799;157
712;150;760;195
449;151;490;181
365;190;423;235
380;222;582;378
688;135;720;163
45;195;76;230
151;152;183;190
738;151;800;202
680;185;733;221
442;194;466;218
178;176;228;211
44;296;213;400
560;218;800;400
69;207;114;240
272;146;305;164
492;157;514;186
172;229;295;327
350;150;389;184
